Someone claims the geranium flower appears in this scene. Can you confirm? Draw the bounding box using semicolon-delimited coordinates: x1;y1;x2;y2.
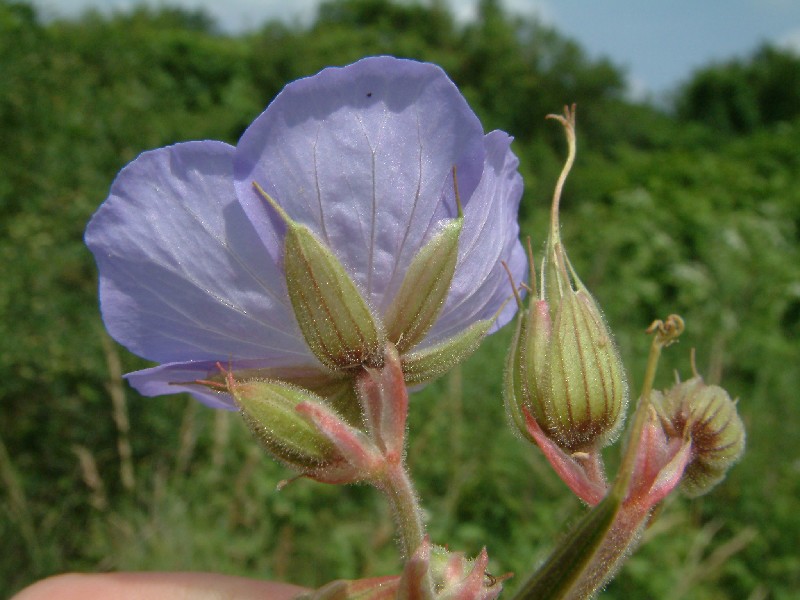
85;56;526;410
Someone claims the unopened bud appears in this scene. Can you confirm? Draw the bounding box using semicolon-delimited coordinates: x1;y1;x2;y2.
230;378;342;472
397;537;504;600
657;376;745;497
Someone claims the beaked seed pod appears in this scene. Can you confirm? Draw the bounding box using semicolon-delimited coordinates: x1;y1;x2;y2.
504;106;628;453
536;284;627;452
657;376;745;497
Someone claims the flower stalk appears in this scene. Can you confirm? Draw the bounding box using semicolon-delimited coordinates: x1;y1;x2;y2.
612;314;685;498
376;459;426;559
355;344;427;558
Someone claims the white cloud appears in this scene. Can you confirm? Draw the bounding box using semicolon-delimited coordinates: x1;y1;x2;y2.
447;0;476;23
449;0;554;25
32;0;319;30
624;74;650;103
776;27;800;54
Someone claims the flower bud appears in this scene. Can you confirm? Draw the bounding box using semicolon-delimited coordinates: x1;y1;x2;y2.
397;537;504;600
656;376;745;497
229;377;343;472
255;183;384;372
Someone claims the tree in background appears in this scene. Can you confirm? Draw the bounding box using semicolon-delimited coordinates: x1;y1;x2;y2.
676;44;800;133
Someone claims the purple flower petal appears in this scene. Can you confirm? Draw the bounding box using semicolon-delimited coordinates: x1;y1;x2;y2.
126;357;345;409
425;131;526;345
125;361;238;409
85;141;313;364
233;56;486;315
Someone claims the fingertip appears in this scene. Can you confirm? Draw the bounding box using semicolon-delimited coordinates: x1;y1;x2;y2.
12;573;107;600
11;572;308;600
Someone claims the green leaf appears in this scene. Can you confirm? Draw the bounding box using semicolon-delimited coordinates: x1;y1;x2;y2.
511;492;622;600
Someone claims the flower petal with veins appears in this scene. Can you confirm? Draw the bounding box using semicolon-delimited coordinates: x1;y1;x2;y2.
86;57;526;408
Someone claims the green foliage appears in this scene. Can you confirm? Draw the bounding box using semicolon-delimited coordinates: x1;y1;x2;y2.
676;44;800;134
1;0;797;597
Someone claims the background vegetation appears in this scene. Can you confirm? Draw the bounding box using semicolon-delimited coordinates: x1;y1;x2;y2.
2;0;799;597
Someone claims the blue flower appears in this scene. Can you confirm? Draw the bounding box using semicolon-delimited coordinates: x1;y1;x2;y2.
85;56;526;409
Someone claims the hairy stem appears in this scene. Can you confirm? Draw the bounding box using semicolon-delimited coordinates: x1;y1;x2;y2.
559;504;649;600
613;315;684;497
378;459;426;559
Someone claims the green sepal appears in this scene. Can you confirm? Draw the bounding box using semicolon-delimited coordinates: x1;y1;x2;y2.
254;182;384;372
503;313;530;438
231;379;340;470
543;288;627;451
283;223;384;372
401;318;493;385
519;298;553;431
384;217;463;354
204;364;362;426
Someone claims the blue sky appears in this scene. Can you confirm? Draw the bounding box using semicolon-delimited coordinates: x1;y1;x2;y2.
31;0;800;99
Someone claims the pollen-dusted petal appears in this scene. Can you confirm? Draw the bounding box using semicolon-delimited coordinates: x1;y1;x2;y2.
85;141;311;365
233;56;486;315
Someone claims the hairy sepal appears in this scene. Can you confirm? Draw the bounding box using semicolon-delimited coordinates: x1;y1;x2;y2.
384;218;463;354
401;318;493;385
284;222;384;372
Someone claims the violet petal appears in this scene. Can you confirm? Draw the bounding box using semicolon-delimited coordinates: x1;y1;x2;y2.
425;131;526;345
125;360;238;409
233;56;485;315
85;141;311;364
